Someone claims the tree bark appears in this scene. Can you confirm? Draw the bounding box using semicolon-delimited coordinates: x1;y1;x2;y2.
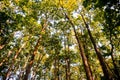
64;13;93;80
80;13;114;79
57;56;60;80
23;20;47;80
109;31;120;79
0;50;12;67
67;35;70;80
54;57;57;80
5;42;27;80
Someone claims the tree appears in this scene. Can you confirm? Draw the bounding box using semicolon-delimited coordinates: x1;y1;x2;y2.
0;0;119;80
83;0;120;79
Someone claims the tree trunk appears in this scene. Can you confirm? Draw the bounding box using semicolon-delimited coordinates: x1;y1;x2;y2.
75;32;93;80
0;50;12;67
54;57;57;80
64;13;93;80
5;42;27;80
65;59;68;80
65;55;70;80
63;33;68;80
23;20;47;80
67;35;70;80
80;13;114;79
64;32;71;80
109;31;120;79
57;57;60;80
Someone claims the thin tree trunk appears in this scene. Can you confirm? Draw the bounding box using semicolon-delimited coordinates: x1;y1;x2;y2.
64;34;68;80
64;32;71;80
0;50;12;67
23;20;47;80
80;13;114;79
64;13;93;80
23;35;42;80
83;38;93;79
54;57;57;80
67;47;70;80
109;31;120;79
23;37;41;80
31;54;45;80
65;57;70;80
5;42;27;80
65;59;68;80
57;56;60;80
67;35;70;80
74;30;93;80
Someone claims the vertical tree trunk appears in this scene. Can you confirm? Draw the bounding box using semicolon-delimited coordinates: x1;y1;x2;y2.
65;55;70;80
64;13;93;80
54;50;60;80
65;59;68;80
65;57;70;80
64;32;71;80
0;50;12;67
64;35;68;80
67;35;70;80
80;13;114;79
57;56;60;80
54;57;57;80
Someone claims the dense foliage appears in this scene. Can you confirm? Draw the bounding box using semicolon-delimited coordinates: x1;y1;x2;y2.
0;0;120;80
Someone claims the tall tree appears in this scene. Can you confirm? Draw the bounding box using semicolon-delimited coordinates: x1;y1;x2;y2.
63;12;93;80
0;0;119;80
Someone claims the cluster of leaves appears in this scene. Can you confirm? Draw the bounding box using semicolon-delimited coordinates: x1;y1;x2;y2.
0;0;120;80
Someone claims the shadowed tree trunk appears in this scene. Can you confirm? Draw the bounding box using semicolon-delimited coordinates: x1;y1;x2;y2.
109;30;120;79
63;33;68;80
54;56;57;80
64;31;71;80
67;46;70;80
54;49;60;80
64;13;93;80
80;13;114;79
57;54;60;80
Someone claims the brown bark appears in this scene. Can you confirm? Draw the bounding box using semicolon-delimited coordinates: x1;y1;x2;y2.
80;13;114;79
75;32;93;80
23;36;41;80
5;42;27;80
31;54;45;80
0;45;5;50
64;13;93;80
67;48;70;80
0;50;12;67
83;38;93;79
23;20;47;80
57;56;60;80
65;55;70;80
